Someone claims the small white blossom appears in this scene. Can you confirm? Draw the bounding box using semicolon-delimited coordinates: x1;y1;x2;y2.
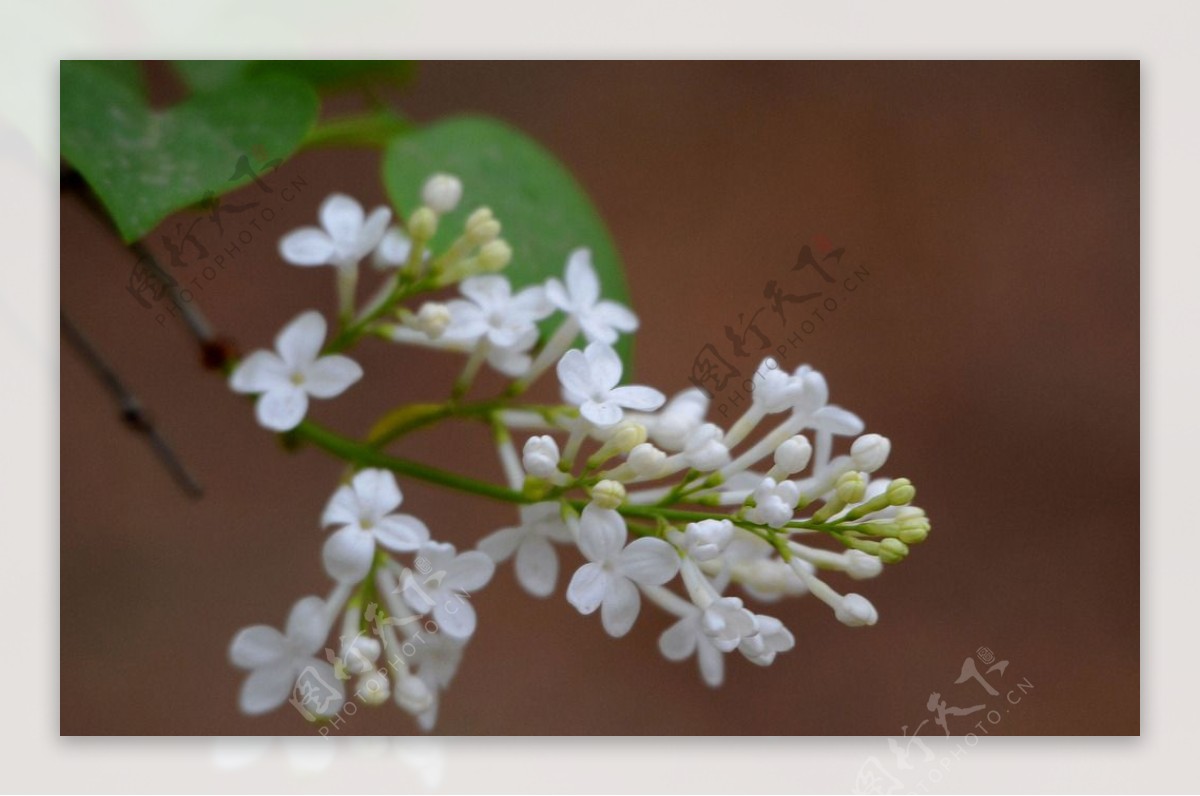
321;469;431;583
658;608;725;687
557;342;665;427
279;193;391;269
683;519;734;562
746;477;801;528
402;542;495;640
844;549;884;580
421;173;463;214
647;388;708;451
444;276;553;350
684;423;731;471
699;595;758;652
566;505;680;637
737;613;795;666
546;248;638;344
478;502;573;598
521;435;560;478
409;630;466;731
754;358;806;413
229;310;363;432
340;635;381;676
835;593;879;627
627;442;668;478
773;435;813;474
851;433;892;472
229;596;340;715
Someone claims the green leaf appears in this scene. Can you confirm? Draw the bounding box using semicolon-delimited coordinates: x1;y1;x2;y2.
173;60;417;94
381;115;634;372
61;60;319;242
77;60;146;96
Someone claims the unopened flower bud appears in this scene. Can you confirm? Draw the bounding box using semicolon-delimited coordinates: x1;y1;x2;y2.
835;470;866;504
415;302;451;339
408;207;437;240
851;433;891;472
835;593;879;627
608;421;647;454
774;435;813;474
844;549;884;580
466;207;500;244
684;519;734;562
421;173;463;214
478;239;512;271
522;435;560;478
356;669;390;706
394;672;433;714
896;508;930;544
591;479;626;510
466;207;493;228
879;537;909;563
886;478;916;506
341;636;381;675
623;444;662;478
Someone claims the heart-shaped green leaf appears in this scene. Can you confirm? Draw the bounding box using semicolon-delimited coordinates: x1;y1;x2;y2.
61;60;319;242
382;115;635;373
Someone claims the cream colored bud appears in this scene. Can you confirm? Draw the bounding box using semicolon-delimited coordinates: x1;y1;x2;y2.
879;537;909;563
356;670;390;706
421;173;463;214
408;207;438;240
467;218;501;245
850;434;891;472
835;593;879;627
478;240;512;271
627;442;667;478
844;549;884;580
466;207;493;228
608;421;647;454
591;479;627;510
774;435;813;474
835;470;867;504
394;672;433;714
415;302;452;339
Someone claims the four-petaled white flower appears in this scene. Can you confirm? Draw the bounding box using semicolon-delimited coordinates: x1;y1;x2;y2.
658;608;725;688
746;477;801;528
321;469;431;583
229;595;341;715
646;388;708;451
279;193;392;269
700;595;759;652
478;502;574;598
546;248;639;344
557;342;665;427
229;310;363;432
444;276;553;350
738;613;795;666
566;505;680;637
402;542;495;640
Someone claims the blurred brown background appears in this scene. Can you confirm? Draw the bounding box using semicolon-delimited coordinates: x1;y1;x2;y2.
60;61;1139;735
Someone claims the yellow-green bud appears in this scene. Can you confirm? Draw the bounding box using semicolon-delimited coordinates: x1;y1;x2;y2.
591;479;626;510
467;218;501;245
408;207;437;240
886;478;916;506
608;421;647;454
879;537;909;563
836;470;867;504
415;302;452;339
478;240;512;271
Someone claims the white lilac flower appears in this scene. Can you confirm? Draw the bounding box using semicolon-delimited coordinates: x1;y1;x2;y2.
683;519;734;562
402;542;495;640
321;469;431;583
557;342;665;427
566;504;680;637
850;433;892;473
746;477;801;528
684;423;731;471
443;275;553;349
478;502;573;598
737;614;795;666
521;435;560;478
646;388;708;451
279;193;391;269
658;609;725;687
699;595;758;652
229;310;363;432
409;630;466;731
545;248;638;344
229;595;340;716
754;358;806;413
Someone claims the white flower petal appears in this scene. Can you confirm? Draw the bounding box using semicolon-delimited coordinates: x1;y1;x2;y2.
255;388;309;432
609;385;666;412
229;350;289;394
592;301;638;333
460;275;511;310
617;537;680;586
509;285;553;321
578;505;626;563
566;562;608;615
581;399;623;427
350;469;403;518
373;514;430;552
373;227;413;269
239;662;297;715
565;248;600;307
286;596;330;653
279;227;335;267
443;550;495;592
229;625;287;669
812;405;865;436
556;348;595;398
545;278;570;311
355;206;393;258
275;310;327;370
477;526;524;562
432;595;477;640
600;576;640;638
579;315;619;345
697;638;725;687
514;535;558;598
658;617;698;661
296;659;346;718
303;355;363;399
583;342;622;390
319;193;364;245
322;525;376;583
321;484;358;527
